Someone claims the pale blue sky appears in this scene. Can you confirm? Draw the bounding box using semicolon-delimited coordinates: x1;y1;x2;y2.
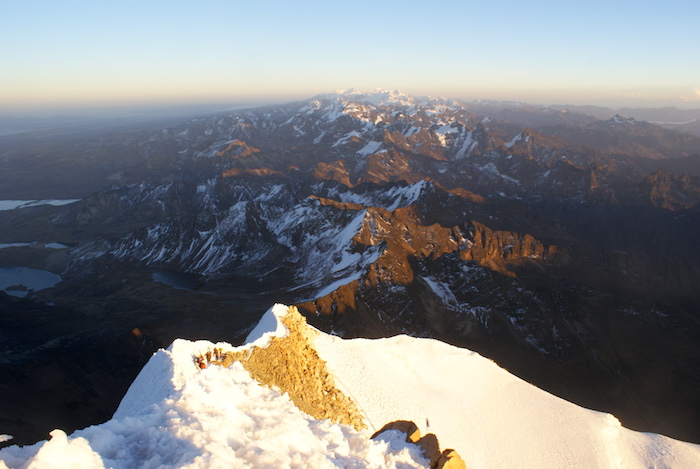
1;0;699;114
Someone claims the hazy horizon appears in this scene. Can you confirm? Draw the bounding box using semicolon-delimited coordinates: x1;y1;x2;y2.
2;0;699;117
3;90;700;121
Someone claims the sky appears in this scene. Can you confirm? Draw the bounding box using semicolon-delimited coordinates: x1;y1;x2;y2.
1;0;699;115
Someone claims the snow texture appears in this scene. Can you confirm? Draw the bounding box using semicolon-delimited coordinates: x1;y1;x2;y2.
421;276;458;307
356;141;382;156
0;315;428;468
243;303;290;348
314;330;700;469
3;304;700;469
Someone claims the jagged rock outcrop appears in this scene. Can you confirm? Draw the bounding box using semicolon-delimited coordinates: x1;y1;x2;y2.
216;139;261;158
643;169;700;210
198;307;466;467
214;306;366;431
299;191;558;321
372;420;466;469
312;160;352;186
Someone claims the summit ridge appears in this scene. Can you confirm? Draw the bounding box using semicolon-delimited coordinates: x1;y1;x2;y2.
2;305;698;468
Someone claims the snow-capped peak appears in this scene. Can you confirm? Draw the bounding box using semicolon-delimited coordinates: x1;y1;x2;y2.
610;114;637;125
318;88;416;107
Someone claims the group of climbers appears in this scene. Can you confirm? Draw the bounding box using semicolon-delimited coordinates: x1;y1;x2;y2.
194;347;225;369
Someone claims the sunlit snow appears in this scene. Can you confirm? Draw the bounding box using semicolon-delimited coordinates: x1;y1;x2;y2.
0;307;428;469
2;304;699;469
356;141;382;156
315;318;700;469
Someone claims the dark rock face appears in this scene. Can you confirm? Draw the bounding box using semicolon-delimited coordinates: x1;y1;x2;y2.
642;169;700;210
2;90;700;445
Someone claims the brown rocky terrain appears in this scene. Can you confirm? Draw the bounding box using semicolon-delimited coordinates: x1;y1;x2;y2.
372;420;465;469
298;194;558;321
214;306;365;431
642;169;700;210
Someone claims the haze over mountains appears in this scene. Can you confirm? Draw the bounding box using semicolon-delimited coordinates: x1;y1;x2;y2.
1;90;700;455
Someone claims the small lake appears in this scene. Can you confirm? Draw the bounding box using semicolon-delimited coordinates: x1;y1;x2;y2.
0;199;80;211
0;242;68;250
152;271;199;291
0;266;62;298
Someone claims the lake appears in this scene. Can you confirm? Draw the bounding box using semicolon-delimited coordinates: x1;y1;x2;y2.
0;199;80;211
152;271;199;291
0;266;63;298
0;242;68;250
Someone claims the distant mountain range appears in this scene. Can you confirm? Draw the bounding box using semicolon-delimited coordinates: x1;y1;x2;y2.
550;104;700;135
1;90;700;447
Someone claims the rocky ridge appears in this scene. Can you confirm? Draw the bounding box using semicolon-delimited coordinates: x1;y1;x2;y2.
197;305;466;469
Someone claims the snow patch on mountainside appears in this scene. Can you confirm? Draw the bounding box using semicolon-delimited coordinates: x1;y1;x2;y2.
356;140;383;156
421;275;459;307
334;179;431;211
454;131;476;159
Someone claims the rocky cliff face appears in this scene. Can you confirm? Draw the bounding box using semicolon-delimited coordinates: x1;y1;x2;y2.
215;306;366;431
643;169;700;210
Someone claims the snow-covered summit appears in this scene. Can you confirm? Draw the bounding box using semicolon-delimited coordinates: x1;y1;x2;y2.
0;305;430;469
609;114;638;125
318;89;417;107
3;304;700;468
310;89;463;112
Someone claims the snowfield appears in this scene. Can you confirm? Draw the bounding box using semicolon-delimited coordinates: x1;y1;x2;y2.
315;332;700;468
2;304;699;468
